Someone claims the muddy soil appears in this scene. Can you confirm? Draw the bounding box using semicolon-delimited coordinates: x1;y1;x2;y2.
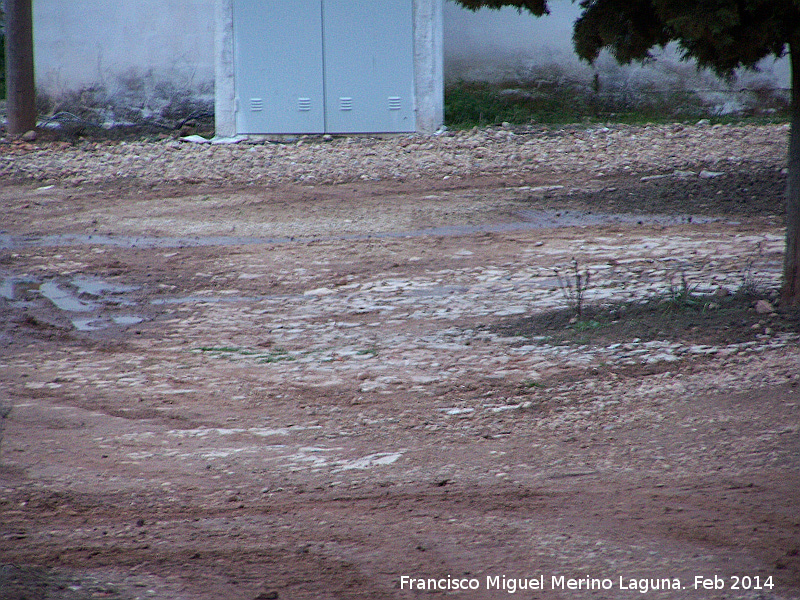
0;159;799;600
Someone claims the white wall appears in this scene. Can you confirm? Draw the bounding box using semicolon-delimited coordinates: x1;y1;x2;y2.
445;0;582;82
31;0;791;122
34;0;216;121
443;0;790;112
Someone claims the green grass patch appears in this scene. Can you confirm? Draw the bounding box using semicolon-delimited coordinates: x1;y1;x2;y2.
444;81;790;129
493;290;800;347
257;348;294;364
196;346;242;353
522;380;545;389
570;319;604;333
194;346;295;364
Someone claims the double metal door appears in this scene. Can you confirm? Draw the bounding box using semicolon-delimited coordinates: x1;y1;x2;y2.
234;0;415;134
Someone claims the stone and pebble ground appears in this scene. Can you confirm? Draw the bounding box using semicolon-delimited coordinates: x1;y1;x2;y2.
1;121;799;599
0;121;789;186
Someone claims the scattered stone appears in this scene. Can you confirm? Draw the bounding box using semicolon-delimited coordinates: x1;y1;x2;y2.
699;170;725;179
303;287;336;296
179;134;211;144
755;299;775;314
210;135;247;145
714;287;731;297
21;130;37;142
0;123;786;188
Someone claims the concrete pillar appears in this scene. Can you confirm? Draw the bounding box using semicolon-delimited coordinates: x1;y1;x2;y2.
214;0;237;138
413;0;444;133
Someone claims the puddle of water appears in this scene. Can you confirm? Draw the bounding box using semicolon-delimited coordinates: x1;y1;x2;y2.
72;275;138;297
112;316;144;325
150;296;259;305
3;274;148;332
73;313;145;331
39;281;97;312
0;276;40;301
72;317;106;331
514;209;720;228
0;210;725;251
151;293;302;305
0;233;286;250
4;275;139;313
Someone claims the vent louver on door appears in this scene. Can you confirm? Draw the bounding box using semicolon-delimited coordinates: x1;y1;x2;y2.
298;97;312;111
339;97;353;111
388;96;402;111
250;98;264;112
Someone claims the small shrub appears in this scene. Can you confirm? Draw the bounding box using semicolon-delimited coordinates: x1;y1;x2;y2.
554;258;591;317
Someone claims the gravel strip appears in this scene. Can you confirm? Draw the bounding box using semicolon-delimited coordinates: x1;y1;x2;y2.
0;122;789;187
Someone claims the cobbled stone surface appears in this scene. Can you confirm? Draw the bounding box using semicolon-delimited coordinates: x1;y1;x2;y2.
0;122;797;600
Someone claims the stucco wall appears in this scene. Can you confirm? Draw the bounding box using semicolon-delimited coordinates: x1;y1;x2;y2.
443;0;790;113
31;0;791;124
33;0;216;123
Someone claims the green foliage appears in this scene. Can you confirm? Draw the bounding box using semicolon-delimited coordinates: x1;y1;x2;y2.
574;0;797;76
572;0;671;65
454;0;798;76
456;0;548;14
569;319;603;332
662;271;701;310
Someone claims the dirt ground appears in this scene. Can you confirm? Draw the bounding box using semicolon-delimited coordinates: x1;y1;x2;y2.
0;159;799;600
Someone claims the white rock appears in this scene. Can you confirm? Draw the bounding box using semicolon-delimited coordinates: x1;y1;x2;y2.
755;299;775;314
304;287;336;296
180;135;211;144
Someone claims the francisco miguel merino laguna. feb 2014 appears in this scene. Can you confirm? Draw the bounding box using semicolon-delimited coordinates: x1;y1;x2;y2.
400;574;776;593
399;574;687;593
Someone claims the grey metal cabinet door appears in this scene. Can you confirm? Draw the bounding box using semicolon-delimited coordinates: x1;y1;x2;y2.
322;0;415;133
233;0;325;134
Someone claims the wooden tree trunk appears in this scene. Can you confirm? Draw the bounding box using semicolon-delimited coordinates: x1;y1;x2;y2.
4;0;37;134
781;38;800;306
781;39;800;305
